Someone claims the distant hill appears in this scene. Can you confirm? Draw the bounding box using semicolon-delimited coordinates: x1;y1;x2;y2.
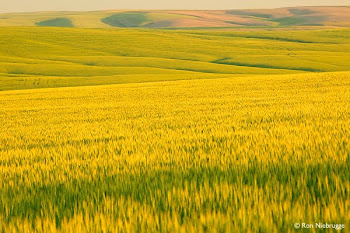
0;6;349;28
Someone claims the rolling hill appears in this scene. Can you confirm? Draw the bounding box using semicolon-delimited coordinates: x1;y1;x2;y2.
0;6;349;29
0;27;349;91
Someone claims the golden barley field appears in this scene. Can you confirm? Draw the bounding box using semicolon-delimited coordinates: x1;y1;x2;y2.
0;71;349;232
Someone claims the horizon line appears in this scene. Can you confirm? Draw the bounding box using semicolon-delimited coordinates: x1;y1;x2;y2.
1;5;349;14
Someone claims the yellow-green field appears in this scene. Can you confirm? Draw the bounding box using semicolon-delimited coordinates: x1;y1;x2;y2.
1;27;350;91
1;72;349;232
0;26;350;232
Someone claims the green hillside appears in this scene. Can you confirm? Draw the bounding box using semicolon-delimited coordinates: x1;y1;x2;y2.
0;27;349;91
36;17;73;27
101;12;148;27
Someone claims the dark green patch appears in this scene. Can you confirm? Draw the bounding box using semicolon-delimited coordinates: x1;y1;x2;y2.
213;58;320;72
272;15;326;26
187;32;315;43
143;21;173;28
84;62;96;66
289;9;315;15
101;12;148;28
36;18;73;27
8;69;26;75
272;17;308;26
226;10;273;19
